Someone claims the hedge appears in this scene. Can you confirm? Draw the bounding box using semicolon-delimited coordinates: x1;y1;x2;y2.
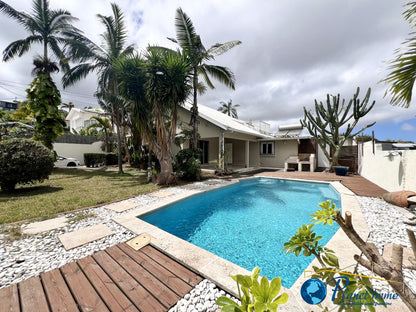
84;153;118;167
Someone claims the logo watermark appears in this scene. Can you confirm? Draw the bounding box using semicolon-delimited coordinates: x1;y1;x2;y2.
300;270;402;308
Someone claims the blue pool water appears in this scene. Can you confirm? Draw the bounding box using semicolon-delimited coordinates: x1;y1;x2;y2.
140;178;340;287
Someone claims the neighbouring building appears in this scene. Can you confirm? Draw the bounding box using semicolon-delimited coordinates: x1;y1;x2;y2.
65;108;108;133
0;100;19;111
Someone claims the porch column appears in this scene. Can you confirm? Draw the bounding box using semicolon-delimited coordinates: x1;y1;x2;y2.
245;140;250;168
219;132;225;170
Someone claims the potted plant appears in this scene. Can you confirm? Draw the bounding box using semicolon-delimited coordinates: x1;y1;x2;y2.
333;166;349;176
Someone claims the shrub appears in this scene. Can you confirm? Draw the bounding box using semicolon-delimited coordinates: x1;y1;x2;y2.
105;153;118;166
174;148;202;181
84;153;118;167
0;138;54;192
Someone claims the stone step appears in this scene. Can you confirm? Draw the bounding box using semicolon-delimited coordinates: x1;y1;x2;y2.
21;216;68;235
58;224;115;250
105;200;138;212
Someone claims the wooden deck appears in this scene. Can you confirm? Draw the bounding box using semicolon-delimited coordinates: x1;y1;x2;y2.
0;243;203;312
255;171;387;197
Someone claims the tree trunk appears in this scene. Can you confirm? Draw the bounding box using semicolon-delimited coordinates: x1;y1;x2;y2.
156;152;176;185
114;107;123;174
190;68;199;151
335;211;416;312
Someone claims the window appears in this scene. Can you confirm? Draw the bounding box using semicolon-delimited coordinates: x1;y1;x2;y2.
260;142;274;155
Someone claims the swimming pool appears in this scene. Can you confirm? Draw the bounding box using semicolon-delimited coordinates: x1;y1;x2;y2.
140;177;340;287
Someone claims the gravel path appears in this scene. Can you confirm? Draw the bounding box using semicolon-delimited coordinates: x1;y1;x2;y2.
0;182;415;311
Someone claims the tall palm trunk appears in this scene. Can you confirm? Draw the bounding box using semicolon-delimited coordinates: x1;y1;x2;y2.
113;104;123;174
190;68;198;150
153;101;175;184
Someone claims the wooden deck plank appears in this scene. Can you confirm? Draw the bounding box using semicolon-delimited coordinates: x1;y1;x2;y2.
41;269;79;312
0;283;20;312
256;171;387;197
60;262;109;312
118;243;193;296
77;256;139;312
92;250;165;312
106;245;179;308
19;276;49;312
141;245;203;287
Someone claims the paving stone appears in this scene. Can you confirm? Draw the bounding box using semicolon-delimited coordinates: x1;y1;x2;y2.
105;201;137;212
21;217;68;235
58;224;115;250
149;190;175;198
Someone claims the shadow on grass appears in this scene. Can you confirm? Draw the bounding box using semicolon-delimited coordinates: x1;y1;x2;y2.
0;185;63;198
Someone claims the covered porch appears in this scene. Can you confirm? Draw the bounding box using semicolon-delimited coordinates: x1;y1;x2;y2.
197;134;261;171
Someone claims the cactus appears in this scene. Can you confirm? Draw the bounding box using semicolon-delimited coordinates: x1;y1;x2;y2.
301;87;376;171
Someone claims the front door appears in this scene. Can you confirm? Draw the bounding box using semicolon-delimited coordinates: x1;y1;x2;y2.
225;143;233;165
198;140;209;164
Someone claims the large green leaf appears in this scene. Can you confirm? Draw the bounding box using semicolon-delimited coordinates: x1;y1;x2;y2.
269;277;282;299
216;296;239;307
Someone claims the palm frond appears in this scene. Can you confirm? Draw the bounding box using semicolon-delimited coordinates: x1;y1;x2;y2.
62;63;97;88
0;0;29;25
174;8;198;52
2;36;42;61
207;40;242;57
198;66;215;89
382;34;416;108
201;64;236;90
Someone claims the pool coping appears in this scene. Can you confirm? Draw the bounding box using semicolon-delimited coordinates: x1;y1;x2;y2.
112;176;368;312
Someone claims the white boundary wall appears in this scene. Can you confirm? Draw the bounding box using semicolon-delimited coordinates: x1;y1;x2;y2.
358;141;416;192
53;142;103;165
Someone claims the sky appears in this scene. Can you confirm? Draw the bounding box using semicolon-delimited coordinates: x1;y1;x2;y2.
0;0;416;142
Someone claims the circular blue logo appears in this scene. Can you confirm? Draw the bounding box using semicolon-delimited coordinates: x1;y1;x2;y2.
300;278;327;305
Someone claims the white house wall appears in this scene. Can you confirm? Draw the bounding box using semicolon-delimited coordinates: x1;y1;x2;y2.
53;141;103;165
359;141;416;192
317;144;330;168
260;140;298;168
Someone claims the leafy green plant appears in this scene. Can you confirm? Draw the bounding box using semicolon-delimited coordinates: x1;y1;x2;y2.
0;138;54;192
311;200;340;225
216;267;288;312
26;72;66;149
283;223;334;267
174;148;202;181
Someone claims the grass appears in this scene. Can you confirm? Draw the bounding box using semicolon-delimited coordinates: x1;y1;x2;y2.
0;168;161;225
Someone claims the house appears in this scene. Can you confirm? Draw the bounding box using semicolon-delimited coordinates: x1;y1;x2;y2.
0;100;19;111
177;103;326;171
65;108;108;133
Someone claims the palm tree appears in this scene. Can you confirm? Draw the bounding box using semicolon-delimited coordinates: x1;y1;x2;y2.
383;2;416;108
116;47;192;184
62;3;135;174
60;102;75;112
168;8;241;150
0;0;82;72
86;116;113;152
217;99;240;118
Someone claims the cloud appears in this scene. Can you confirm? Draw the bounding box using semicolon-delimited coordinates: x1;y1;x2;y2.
401;123;415;131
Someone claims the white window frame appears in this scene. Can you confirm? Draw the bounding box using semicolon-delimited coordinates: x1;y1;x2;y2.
260;142;275;155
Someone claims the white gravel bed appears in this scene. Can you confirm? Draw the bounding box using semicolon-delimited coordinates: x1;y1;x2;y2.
356;196;416;293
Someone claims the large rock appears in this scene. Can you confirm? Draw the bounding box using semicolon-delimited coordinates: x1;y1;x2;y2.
383;191;416;208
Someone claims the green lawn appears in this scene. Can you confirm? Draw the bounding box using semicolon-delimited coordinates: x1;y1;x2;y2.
0;168;161;224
